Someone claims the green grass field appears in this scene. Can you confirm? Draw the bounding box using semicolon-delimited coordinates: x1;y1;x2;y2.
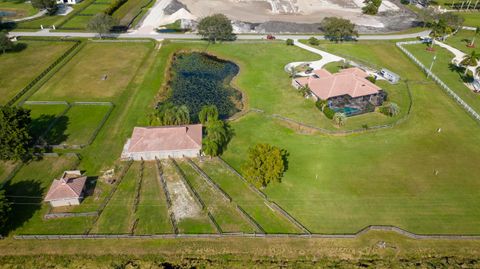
113;0;151;26
194;158;300;234
23;103;69;139
61;14;94;29
0;0;37;20
80;2;109;15
31;42;151;102
43;104;111;146
177;160;256;233
0;161;19;185
445;29;479;54
1;155;93;235
91;162;139;234
135;162;172;234
454;12;480;27
405;42;480;114
0;40;73;105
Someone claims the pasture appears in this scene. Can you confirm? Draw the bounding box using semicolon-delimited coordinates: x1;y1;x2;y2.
0;40;73;105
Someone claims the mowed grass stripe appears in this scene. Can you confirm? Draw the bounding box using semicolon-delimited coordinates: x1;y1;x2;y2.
194;159;300;234
135;161;172;235
92;162;140;234
177;160;256;233
162;160;216;234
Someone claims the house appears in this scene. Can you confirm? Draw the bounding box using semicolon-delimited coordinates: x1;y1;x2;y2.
56;0;81;4
380;68;400;84
292;67;386;116
121;124;203;160
44;171;87;207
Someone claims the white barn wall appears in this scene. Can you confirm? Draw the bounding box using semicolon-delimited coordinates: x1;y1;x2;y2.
49;198;81;207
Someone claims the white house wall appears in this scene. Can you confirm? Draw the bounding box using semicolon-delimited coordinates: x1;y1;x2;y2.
126;149;200;160
49;198;81;207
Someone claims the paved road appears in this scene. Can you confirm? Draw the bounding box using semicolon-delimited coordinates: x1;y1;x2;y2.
11;29;431;41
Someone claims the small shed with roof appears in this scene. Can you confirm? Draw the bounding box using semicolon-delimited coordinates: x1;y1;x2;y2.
44;170;87;207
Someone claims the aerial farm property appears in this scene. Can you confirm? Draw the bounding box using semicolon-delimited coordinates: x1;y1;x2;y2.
0;0;480;267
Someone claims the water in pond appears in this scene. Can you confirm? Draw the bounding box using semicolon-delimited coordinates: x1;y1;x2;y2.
0;11;16;17
164;52;242;120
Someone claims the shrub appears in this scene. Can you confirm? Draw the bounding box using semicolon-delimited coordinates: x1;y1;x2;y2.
315;99;327;111
242;143;288;188
286;39;294;46
362;2;379;15
332;112;347;127
366;75;376;84
308;37;319;45
323;106;335;119
379;102;400;117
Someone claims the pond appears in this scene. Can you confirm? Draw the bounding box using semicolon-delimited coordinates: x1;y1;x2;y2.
163;52;242;121
0;10;16;17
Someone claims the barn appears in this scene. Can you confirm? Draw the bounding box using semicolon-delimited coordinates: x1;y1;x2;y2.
121;124;203;160
44;171;87;207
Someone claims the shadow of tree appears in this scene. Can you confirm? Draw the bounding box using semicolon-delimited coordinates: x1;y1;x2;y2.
1;179;44;235
448;63;474;83
10;42;28;53
43;115;69;145
83;176;98;199
29;114;57;139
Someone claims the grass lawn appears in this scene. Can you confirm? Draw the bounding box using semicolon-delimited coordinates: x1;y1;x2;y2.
177;160;256;233
0;161;19;184
80;2;109;15
43;104;111;146
61;14;94;29
91;162;139;234
404;42;480;114
445;29;479;54
220;40;480;234
31;42;151;102
1;155;91;235
194;158;300;234
23;103;69;139
0;40;73;105
113;0;151;26
162;160;216;234
0;0;37;20
454;12;480;27
135;161;172;234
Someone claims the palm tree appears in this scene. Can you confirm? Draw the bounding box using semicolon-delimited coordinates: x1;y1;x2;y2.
461;51;480;75
469;27;480;48
288;66;297;78
429;19;449;47
199;105;219;124
332;113;347;127
174;105;190;125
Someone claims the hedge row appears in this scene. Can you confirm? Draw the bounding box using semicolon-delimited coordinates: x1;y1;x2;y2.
7;39;82;107
104;0;128;15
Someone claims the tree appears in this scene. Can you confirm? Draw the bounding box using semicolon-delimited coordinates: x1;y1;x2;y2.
298;85;312;98
87;13;117;38
308;37;319;45
380;102;400;117
153;103;190;126
286;38;294;46
362;2;379;15
241;143;287;188
429;20;448;48
31;0;57;15
461;51;480;75
202;118;232;157
0;106;32;161
321;17;359;42
0;31;13;54
418;8;438;28
0;190;10;233
197;14;235;43
469;27;480;47
332;112;347;126
198;105;219;124
438;12;464;35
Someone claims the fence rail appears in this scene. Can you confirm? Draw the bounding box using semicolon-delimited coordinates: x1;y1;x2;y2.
13;225;480;240
396;41;480;122
44;211;98;220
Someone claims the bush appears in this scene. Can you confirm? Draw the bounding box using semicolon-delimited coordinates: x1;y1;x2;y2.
286;39;294;46
366;75;376;84
315;99;327;111
308;37;319;45
379;102;400;117
362;2;379;15
323;106;335;119
242;143;288;188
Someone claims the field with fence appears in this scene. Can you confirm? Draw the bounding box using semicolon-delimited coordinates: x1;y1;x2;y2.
0;40;73;105
2;39;480;239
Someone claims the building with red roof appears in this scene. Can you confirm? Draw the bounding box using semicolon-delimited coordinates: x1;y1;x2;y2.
121;124;203;160
44;170;87;207
292;67;386;116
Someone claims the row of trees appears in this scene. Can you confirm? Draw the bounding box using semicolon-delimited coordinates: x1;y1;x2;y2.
0;31;13;54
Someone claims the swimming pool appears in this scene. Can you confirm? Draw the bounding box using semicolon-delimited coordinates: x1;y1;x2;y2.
333;106;361;116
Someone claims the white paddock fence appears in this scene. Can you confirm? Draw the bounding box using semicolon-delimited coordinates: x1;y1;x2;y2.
396;41;480;122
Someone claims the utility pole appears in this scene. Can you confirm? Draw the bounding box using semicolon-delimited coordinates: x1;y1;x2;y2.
427;54;437;78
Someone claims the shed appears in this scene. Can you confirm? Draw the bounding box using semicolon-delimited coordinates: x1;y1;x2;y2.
380;68;400;84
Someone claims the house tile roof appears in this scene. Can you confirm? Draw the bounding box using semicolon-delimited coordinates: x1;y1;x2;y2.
295;67;381;100
126;124;202;153
44;171;87;202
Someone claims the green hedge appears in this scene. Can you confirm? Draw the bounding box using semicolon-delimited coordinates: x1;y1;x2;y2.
104;0;128;15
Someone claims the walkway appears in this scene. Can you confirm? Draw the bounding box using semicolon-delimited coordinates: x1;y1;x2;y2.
283;39;345;72
12;10;46;22
435;40;480;75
